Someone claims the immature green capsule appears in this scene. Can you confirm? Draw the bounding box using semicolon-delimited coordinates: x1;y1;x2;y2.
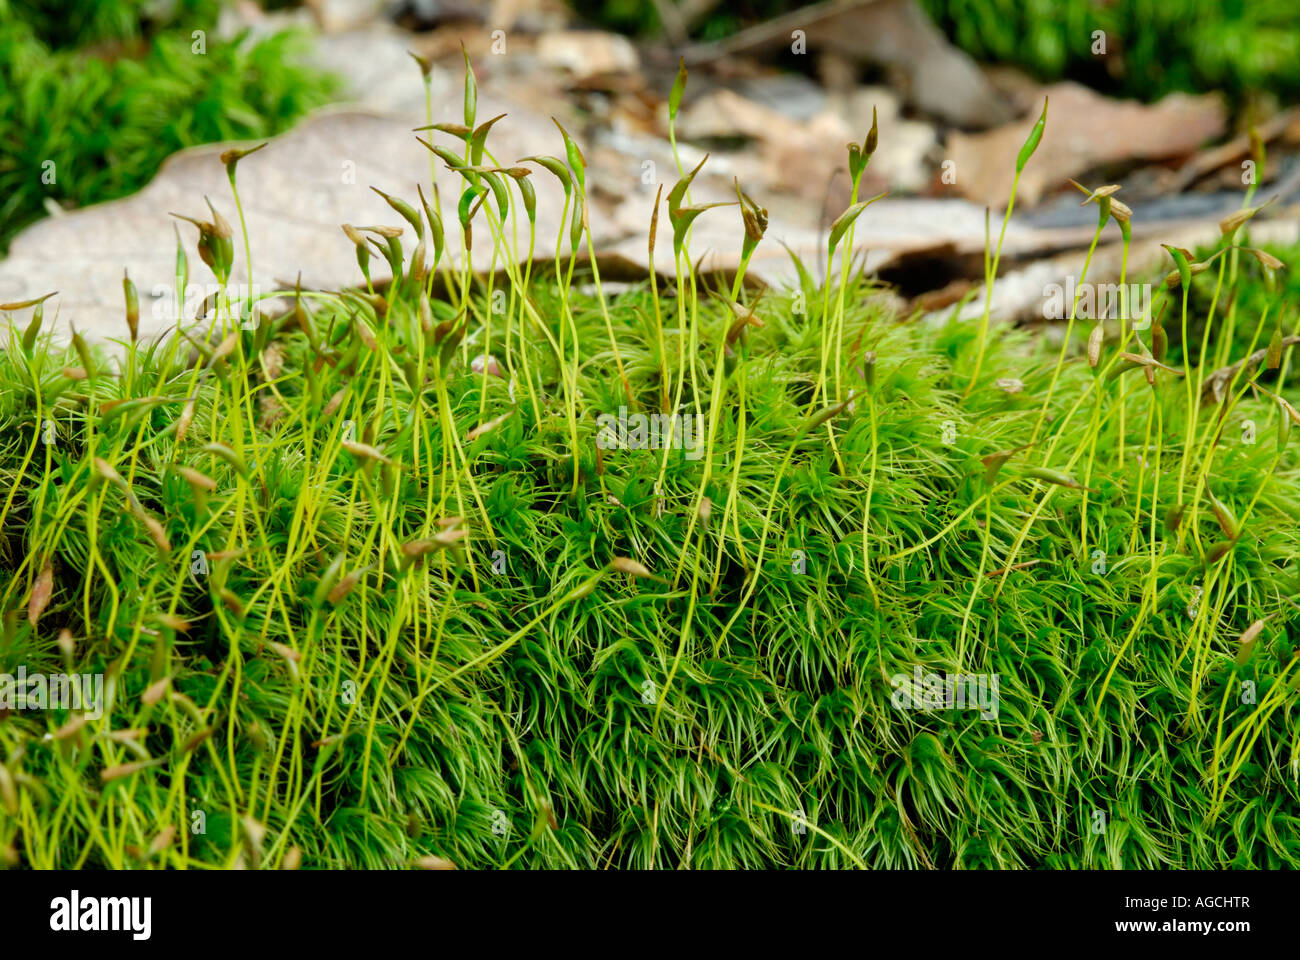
7;291;57;355
862;105;879;158
176;465;216;512
668;56;687;124
506;168;536;223
670;201;730;257
804;394;854;433
462;43;477;127
862;351;877;390
408;50;434;80
1087;323;1103;368
1023;466;1093;491
407;237;428;292
123;269;139;342
342;224;373;286
481;170;509;220
981;444;1031;486
415;136;463;173
205;197;234;284
1161;244;1192;293
334;333;363;376
552;118;587;195
828;193;887;256
371;187;424;241
2;291;57;312
403;357;422;392
459;186;485;250
1267;324;1284;370
435;144;469;173
1016;97;1048;174
735;178;767;262
21;302;44;355
569;578;598;600
246;718;271;753
437;319;466;371
412;121;471;139
1143;319;1168;364
370;234;404;288
175;398;196;443
71;325;94;374
203;441;248;478
848;105;879;183
470;114;507;166
1204;540;1234;566
571;197;588;252
417;184;446;266
1203;479;1239;540
312;553;346;608
667;154;707;215
418;293;433;334
1233;619;1267;667
610;557;654;578
648;183;663;259
522;155;572;196
173;223;189;290
172;197;234;285
1278;398;1294;453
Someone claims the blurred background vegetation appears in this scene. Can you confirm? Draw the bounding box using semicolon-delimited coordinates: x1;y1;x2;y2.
578;0;1300;106
0;0;336;251
4;0;1297;253
921;0;1300;104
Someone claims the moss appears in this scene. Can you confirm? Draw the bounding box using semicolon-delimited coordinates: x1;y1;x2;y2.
0;0;338;252
0;63;1298;870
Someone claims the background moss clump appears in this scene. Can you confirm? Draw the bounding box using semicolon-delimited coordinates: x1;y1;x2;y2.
576;0;1300;109
920;0;1300;107
0;0;337;251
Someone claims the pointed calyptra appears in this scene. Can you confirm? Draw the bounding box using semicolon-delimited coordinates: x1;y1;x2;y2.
408;50;434;81
502;167;536;223
372;187;424;240
462;43;477;127
417;184;445;267
171;197;233;284
552;118;587;195
470;114;507;166
667;154;707;215
522;155;572;197
342;224;372;286
5;291;57;355
1016;97;1048;174
412;121;471;140
828;192;888;256
123;270;139;342
668;57;687;125
848;105;878;185
735;178;768;261
1219;196;1275;238
671;202;732;257
219;142;267;183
